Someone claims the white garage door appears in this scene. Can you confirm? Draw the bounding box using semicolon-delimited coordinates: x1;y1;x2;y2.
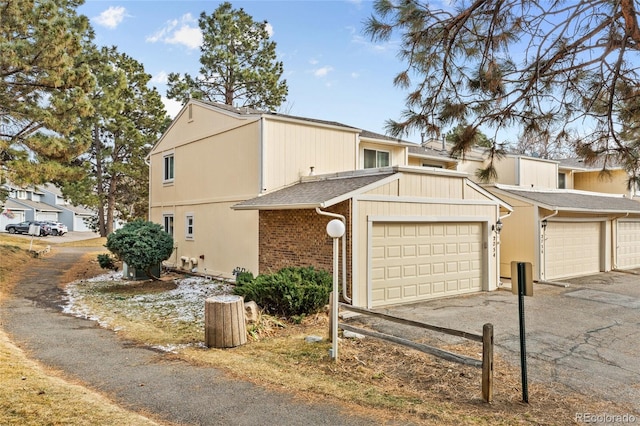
37;212;58;221
616;221;640;269
544;221;601;280
371;222;483;307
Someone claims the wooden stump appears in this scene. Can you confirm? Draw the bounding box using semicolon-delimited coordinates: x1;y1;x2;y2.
205;295;247;348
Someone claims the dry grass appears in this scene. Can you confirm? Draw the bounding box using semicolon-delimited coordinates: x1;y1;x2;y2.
0;238;163;425
2;236;635;425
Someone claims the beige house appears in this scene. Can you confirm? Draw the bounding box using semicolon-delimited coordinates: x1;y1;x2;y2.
407;142;640;281
148;100;510;308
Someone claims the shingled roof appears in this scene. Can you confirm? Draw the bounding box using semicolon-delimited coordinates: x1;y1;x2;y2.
233;172;396;210
490;186;640;213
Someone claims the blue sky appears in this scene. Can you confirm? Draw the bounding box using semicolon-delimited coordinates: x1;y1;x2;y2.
77;0;423;142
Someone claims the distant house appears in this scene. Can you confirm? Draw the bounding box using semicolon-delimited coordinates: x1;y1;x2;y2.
1;182;97;233
147;99;509;308
37;183;96;232
0;183;62;229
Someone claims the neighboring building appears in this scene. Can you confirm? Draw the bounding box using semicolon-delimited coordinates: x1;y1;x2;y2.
38;183;97;232
147;100;510;308
0;183;62;229
1;182;98;232
406;142;640;281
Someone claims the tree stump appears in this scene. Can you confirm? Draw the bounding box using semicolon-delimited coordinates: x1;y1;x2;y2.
205;295;247;348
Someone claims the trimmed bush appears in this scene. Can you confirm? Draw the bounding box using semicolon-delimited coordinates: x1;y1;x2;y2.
97;253;117;271
233;266;331;318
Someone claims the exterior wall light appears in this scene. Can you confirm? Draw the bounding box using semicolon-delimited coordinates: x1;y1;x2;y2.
495;219;503;234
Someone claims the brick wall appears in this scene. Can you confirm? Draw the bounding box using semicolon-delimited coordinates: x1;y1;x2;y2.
258;200;352;296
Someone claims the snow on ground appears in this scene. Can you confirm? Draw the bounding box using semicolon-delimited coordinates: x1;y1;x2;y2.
62;272;234;344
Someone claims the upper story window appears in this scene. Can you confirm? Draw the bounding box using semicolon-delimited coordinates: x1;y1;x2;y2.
364;149;390;169
185;214;194;240
558;172;566;189
163;154;174;182
16;190;26;199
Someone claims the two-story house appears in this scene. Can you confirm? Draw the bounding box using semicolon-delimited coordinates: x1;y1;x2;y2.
1;183;62;229
408;141;640;282
147;100;511;308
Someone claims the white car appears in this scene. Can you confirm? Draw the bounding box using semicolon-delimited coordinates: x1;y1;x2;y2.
42;221;68;236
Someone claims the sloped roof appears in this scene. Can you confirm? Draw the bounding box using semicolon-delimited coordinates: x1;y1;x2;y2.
9;198;62;212
489;185;640;214
557;157;624;171
233;172;395;210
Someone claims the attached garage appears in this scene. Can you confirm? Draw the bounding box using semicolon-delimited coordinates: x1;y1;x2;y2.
370;221;483;306
36;211;59;222
544;221;602;280
616;220;640;270
235;167;510;308
486;184;640;282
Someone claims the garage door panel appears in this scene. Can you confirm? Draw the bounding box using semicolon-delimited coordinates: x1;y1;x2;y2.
617;221;640;269
545;221;601;280
371;222;484;307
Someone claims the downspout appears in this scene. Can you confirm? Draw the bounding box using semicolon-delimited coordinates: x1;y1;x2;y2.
316;207;351;303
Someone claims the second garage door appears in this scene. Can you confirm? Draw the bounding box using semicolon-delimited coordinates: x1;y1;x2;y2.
370;222;483;307
616;220;640;270
544;221;601;280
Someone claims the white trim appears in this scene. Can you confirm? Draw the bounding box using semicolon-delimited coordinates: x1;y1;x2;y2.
351;197;359;307
185;213;194;240
366;219;373;308
358;194;501;207
367;215;492;223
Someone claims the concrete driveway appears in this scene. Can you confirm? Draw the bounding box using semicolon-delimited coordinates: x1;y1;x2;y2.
346;271;640;415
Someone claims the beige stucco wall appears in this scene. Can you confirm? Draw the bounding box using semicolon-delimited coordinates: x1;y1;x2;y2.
351;172;501;307
148;103;262;278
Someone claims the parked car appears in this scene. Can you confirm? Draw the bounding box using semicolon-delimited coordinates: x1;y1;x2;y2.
42;221;68;236
4;221;52;236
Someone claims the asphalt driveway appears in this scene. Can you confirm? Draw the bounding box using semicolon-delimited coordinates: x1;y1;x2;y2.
347;272;640;415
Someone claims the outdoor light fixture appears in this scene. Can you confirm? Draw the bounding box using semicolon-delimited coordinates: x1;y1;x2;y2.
326;219;345;361
494;219;503;234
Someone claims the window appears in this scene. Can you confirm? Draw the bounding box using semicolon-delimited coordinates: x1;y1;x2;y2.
185;214;194;239
422;162;443;168
163;214;174;236
16;190;26;199
364;149;390;168
163;154;174;182
558;173;566;189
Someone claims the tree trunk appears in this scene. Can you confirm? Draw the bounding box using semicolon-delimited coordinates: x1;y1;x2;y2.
204;295;247;348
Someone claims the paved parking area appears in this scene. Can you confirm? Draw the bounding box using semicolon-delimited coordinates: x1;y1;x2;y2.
347;271;640;414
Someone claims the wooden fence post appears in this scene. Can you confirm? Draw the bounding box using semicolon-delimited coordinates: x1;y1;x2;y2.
482;323;494;403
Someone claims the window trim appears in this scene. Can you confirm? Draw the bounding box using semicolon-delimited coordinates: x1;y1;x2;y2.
163;214;174;236
163;153;175;183
363;148;391;169
185;213;194;240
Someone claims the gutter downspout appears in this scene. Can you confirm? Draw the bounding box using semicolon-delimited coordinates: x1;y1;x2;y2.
316;207;351;303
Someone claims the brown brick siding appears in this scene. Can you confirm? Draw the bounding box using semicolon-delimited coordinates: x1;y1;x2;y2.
258;201;352;298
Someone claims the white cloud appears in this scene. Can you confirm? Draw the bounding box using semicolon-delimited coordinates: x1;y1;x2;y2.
147;14;202;50
94;6;127;29
314;66;334;78
308;58;319;65
152;71;168;84
265;22;274;37
351;72;360;78
162;97;183;119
